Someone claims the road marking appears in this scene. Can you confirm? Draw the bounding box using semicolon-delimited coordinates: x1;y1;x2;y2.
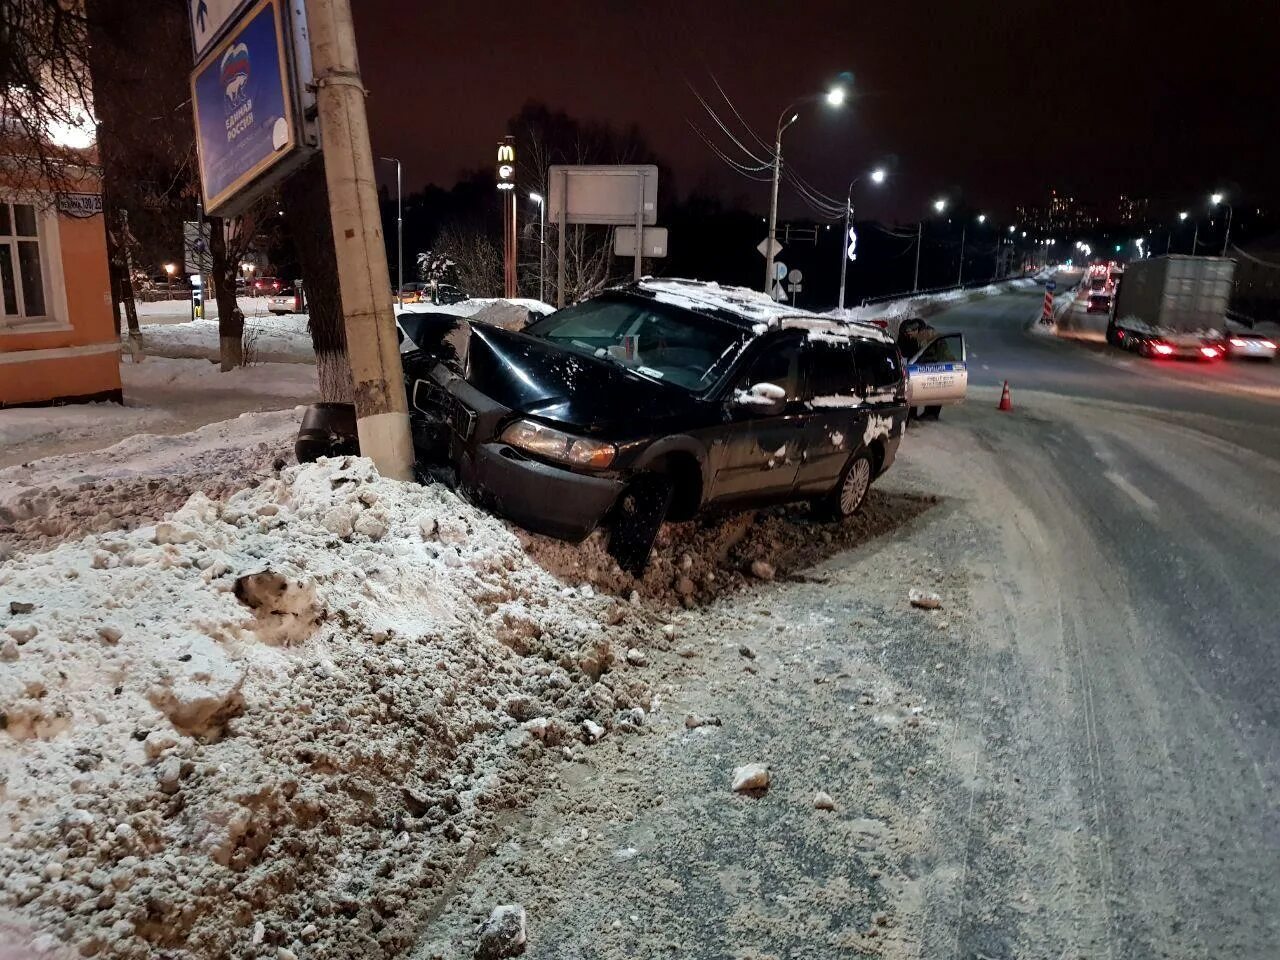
1104;470;1158;513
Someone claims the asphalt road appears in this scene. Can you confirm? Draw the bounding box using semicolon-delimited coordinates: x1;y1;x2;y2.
903;286;1280;957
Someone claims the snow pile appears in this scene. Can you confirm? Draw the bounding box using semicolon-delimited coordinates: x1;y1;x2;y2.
829;278;1038;330
1;411;299;556
129;314;314;364
0;457;655;959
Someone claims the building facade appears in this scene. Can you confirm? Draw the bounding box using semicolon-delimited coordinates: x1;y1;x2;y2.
0;166;119;408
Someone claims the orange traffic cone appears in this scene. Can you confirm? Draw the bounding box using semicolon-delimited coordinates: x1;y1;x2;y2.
997;381;1012;411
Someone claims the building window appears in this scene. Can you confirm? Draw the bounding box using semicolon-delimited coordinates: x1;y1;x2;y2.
0;200;50;323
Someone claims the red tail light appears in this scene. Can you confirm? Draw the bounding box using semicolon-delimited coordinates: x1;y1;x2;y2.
1153;343;1174;355
1264;340;1277;349
1200;346;1219;358
1229;338;1246;347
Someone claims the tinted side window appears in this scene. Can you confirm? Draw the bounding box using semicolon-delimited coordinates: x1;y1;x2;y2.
855;341;902;392
804;342;857;400
740;337;802;400
917;336;961;364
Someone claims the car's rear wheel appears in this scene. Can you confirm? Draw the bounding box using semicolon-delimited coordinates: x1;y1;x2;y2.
922;405;942;420
606;474;673;576
824;451;873;519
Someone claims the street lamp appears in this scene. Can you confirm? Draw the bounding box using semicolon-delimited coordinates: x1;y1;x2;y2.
163;262;175;298
837;165;887;310
1210;192;1233;256
764;85;846;293
958;213;987;285
379;156;403;307
529;192;546;304
914;199;948;293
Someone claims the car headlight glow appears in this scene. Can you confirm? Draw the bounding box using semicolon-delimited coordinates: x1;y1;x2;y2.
500;419;616;469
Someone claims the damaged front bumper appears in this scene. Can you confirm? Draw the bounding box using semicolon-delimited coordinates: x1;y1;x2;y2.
413;367;624;542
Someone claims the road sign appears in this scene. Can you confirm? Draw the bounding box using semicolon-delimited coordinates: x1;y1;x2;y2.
787;268;804;287
847;227;858;262
757;237;782;259
773;261;788;281
546;165;658;226
1046;279;1057;291
190;0;309;216
184;221;212;274
1041;290;1054;322
614;226;669;258
189;0;253;60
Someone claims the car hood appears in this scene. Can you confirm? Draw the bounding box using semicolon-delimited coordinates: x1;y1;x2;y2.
463;324;700;434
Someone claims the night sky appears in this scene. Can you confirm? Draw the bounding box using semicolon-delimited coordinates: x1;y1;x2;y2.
356;0;1276;222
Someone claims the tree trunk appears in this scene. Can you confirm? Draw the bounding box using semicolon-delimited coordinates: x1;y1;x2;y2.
208;217;245;370
282;156;352;402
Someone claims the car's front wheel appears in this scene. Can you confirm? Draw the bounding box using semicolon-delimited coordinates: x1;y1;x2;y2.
825;451;873;519
606;474;673;576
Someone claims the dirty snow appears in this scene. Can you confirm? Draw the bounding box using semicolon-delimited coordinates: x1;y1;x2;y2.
0;456;659;958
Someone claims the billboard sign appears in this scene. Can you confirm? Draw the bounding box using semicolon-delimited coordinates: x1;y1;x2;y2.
191;0;305;216
547;165;658;226
614;226;668;258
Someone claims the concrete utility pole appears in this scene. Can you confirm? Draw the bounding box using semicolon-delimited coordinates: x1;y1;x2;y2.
957;225;966;286
306;0;413;481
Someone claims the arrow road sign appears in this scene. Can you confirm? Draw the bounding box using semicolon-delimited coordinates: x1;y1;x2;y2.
189;0;253;60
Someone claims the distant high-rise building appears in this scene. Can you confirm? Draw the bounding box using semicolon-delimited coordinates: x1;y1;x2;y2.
1118;195;1149;224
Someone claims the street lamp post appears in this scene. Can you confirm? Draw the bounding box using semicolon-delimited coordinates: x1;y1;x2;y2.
1211;193;1233;256
764;86;845;295
529;192;546;304
957;214;984;286
837;167;885;310
914;199;946;293
380;156;403;308
164;262;175;299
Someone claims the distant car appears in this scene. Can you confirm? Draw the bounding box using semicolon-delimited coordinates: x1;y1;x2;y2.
398;282;430;304
1224;332;1277;361
905;332;968;419
268;289;299;315
1086;292;1113;314
251;276;283;296
298;278;908;573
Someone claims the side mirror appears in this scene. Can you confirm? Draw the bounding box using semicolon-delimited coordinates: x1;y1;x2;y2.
731;382;786;414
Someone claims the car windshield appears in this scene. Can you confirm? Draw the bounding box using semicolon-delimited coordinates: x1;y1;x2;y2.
523;295;749;392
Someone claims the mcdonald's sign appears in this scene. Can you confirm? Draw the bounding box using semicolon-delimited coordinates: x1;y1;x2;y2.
496;136;516;191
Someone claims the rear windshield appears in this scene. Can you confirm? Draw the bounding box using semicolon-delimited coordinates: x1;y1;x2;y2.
524;295;749;392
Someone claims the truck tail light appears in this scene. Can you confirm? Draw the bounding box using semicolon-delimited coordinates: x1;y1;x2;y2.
1229;338;1246;347
1153;343;1174;355
1200;346;1219;358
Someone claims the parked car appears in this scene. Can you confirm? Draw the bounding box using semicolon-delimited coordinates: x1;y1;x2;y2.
297;278;908;573
251;276;283;296
905;332;968;419
268;289;299;315
398;282;430;304
1223;332;1277;361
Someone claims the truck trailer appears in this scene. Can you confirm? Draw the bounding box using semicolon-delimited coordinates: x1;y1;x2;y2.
1106;255;1235;360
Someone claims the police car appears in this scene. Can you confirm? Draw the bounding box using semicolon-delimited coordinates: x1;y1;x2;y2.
905;333;967;419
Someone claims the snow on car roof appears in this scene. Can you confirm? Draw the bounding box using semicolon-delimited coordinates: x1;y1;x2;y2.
633;277;892;344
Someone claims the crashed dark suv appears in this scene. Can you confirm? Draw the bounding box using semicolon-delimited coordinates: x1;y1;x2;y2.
298;279;908;572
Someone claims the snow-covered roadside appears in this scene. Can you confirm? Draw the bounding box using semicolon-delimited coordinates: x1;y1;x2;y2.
0;358;315;470
0;457;658;960
127;314;315;365
0;410;300;556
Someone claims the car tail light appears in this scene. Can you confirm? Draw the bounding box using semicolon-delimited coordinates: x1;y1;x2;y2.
1230;338;1246;347
1153;343;1174;355
1200;346;1219;358
1264;340;1276;349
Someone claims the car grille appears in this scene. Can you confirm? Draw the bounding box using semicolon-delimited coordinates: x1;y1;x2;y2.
412;378;476;440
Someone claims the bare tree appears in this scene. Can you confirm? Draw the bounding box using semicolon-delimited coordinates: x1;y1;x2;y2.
0;0;94;194
282;155;351;402
434;223;503;298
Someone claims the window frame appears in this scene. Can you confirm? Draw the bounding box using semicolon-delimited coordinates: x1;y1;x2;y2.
0;194;68;334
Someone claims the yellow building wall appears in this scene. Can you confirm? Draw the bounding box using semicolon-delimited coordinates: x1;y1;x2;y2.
0;179;121;407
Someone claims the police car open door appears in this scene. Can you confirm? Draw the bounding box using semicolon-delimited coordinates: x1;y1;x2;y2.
907;333;968;406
